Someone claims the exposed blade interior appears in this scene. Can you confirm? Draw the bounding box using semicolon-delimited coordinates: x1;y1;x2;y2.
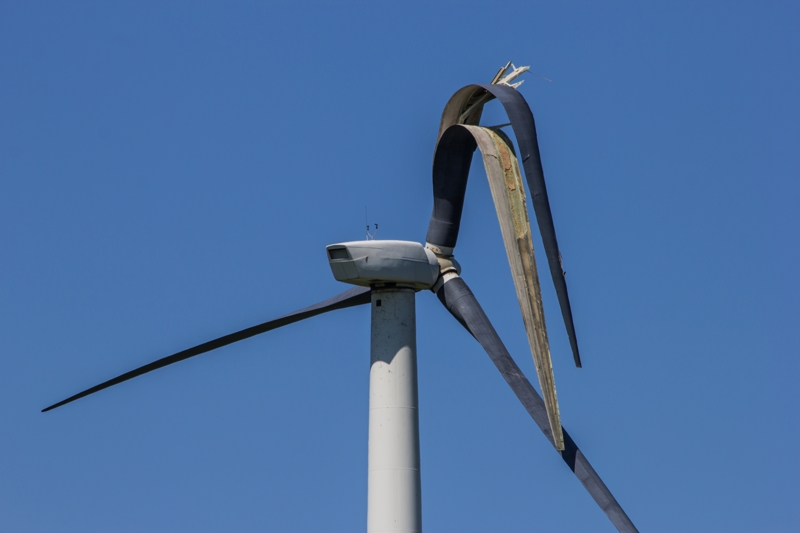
42;286;372;412
435;277;637;533
459;124;564;450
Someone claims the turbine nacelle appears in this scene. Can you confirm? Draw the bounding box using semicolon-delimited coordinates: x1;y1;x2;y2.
326;240;440;291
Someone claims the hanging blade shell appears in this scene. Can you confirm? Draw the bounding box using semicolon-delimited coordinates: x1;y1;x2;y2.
462;124;564;450
431;83;583;368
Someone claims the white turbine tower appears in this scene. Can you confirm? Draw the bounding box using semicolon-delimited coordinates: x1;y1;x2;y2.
43;64;639;533
328;240;438;532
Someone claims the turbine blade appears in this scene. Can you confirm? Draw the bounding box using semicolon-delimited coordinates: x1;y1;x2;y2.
432;83;582;367
436;276;637;533
463;124;564;450
480;83;582;368
42;286;371;412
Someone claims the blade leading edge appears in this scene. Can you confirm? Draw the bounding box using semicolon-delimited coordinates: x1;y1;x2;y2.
436;276;637;533
42;286;371;412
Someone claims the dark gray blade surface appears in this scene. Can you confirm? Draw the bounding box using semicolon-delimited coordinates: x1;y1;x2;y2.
43;286;371;412
436;276;637;533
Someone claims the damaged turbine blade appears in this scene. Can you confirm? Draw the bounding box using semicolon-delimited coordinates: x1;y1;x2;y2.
496;63;530;87
456;63;530;126
458;62;519;124
463;124;564;450
490;61;513;84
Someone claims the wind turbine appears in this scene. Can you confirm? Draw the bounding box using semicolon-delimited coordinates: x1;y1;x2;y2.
43;63;638;533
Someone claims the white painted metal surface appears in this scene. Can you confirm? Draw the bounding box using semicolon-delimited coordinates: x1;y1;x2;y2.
326;240;439;291
368;288;421;533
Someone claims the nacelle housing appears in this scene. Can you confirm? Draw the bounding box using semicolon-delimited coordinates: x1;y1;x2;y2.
326;240;439;290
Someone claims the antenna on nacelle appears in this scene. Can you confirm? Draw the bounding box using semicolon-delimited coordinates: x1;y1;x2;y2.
365;207;379;240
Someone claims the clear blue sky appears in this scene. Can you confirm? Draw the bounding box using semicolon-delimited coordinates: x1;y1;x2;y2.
2;2;798;532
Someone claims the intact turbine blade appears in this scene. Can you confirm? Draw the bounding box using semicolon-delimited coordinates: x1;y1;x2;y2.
42;286;371;412
435;276;637;533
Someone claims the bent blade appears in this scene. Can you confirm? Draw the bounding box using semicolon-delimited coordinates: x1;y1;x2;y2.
463;124;564;450
435;83;583;367
42;286;371;412
435;276;637;533
478;83;583;368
